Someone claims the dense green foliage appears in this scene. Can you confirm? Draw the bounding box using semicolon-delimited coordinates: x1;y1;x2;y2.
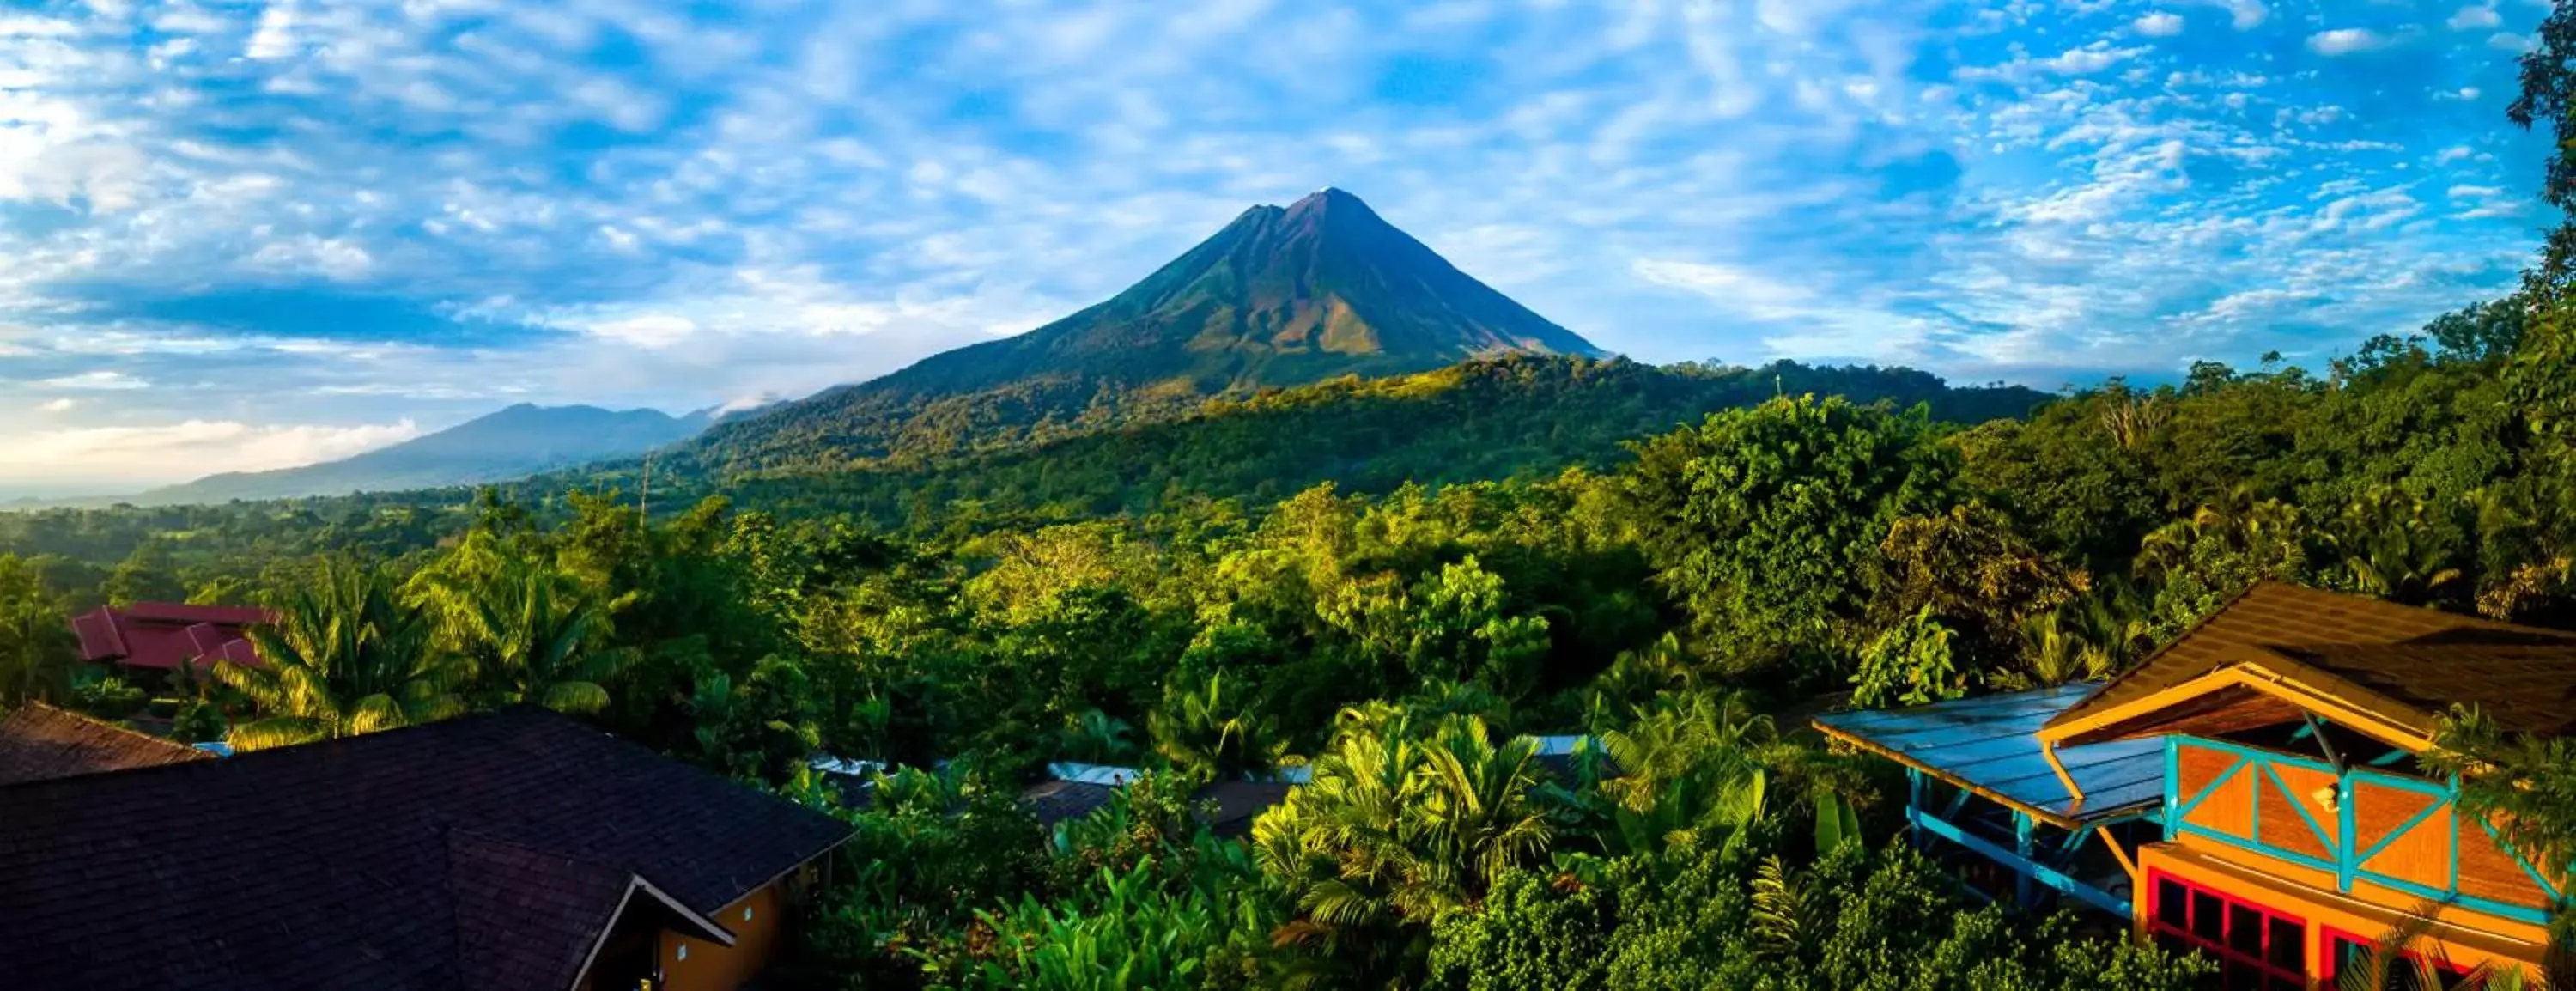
708;356;2048;530
4;310;2572;987
26;36;2576;988
1426;842;2206;991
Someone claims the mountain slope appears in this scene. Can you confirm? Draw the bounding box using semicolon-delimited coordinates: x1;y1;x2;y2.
692;355;2056;530
140;404;714;504
690;188;1601;474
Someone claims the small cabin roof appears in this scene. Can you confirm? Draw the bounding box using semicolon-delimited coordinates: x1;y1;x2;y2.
2030;581;2576;736
0;704;214;787
2037;583;2576;749
68;602;272;672
1814;683;2165;829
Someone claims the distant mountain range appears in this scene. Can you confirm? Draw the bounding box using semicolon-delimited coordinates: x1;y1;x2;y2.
57;187;2053;514
132;404;718;504
685;188;1604;474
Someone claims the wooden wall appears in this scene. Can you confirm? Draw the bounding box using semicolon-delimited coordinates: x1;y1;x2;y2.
2169;739;2557;933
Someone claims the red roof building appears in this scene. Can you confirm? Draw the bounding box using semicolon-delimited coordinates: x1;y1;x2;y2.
69;602;271;672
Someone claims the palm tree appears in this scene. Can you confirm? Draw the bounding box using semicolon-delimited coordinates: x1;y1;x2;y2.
1060;708;1139;765
2331;901;2561;990
1598;691;1780;853
216;561;459;751
416;553;632;714
0;593;78;708
1253;712;1549;938
2136;488;2306;584
1591;631;1706;708
2330;490;2467;606
1993;608;2117;690
1151;672;1281;781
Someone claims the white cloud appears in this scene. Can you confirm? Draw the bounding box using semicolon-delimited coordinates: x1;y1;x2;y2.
247;236;374;280
585;313;701;349
2044;42;2148;75
1632;258;1820;319
39;371;149;390
0;0;2548;417
2307;28;2392;56
2491;32;2534;52
2198;0;2265;30
2434;145;2478;165
0;419;422;487
37;398;75;412
2448;5;2502;30
246;3;300;59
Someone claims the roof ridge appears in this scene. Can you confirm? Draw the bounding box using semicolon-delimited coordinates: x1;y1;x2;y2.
0;705;559;794
2051;580;2269;719
7;702;203;755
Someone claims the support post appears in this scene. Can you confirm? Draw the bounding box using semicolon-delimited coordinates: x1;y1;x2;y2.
2015;811;2037;909
2094;824;2141;887
1907;768;1926;850
2337;771;2357;894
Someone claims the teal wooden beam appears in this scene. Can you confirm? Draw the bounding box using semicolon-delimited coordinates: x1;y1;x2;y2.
2163;738;2181;843
2336;775;2357;894
2015;812;2037;909
1909;806;2129;917
1908;769;1925;850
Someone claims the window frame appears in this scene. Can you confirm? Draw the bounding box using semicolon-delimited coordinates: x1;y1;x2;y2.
2320;925;2476;989
2146;869;2311;988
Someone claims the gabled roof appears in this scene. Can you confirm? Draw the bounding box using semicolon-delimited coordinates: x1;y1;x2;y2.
70;602;271;672
0;703;213;786
0;707;850;991
446;830;732;991
2038;582;2576;749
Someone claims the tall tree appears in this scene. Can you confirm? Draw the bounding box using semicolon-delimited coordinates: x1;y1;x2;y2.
1622;395;1959;678
1254;711;1549;976
1151;672;1280;781
216;561;459;751
415;550;635;715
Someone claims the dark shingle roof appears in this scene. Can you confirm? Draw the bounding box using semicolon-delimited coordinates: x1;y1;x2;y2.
2043;582;2576;739
0;707;849;991
2273;641;2576;736
0;703;213;786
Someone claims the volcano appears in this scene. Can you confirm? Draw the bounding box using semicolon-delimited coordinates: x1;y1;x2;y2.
695;188;1601;471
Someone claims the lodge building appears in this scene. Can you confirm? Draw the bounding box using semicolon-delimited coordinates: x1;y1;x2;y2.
1818;581;2576;988
0;706;851;990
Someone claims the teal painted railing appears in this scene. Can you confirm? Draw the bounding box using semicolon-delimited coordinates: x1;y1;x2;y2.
2164;737;2557;925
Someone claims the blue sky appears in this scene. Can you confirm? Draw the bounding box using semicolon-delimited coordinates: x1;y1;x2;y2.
0;0;2556;492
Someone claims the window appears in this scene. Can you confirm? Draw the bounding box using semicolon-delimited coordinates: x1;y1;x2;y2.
2324;930;2474;990
2145;871;2307;991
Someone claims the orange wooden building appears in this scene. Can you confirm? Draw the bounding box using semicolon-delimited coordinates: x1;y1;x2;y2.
1823;582;2576;988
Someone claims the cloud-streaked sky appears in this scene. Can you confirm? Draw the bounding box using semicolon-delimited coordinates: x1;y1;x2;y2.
0;0;2557;493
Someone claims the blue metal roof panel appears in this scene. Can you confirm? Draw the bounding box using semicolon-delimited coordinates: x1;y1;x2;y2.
1814;683;2166;825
